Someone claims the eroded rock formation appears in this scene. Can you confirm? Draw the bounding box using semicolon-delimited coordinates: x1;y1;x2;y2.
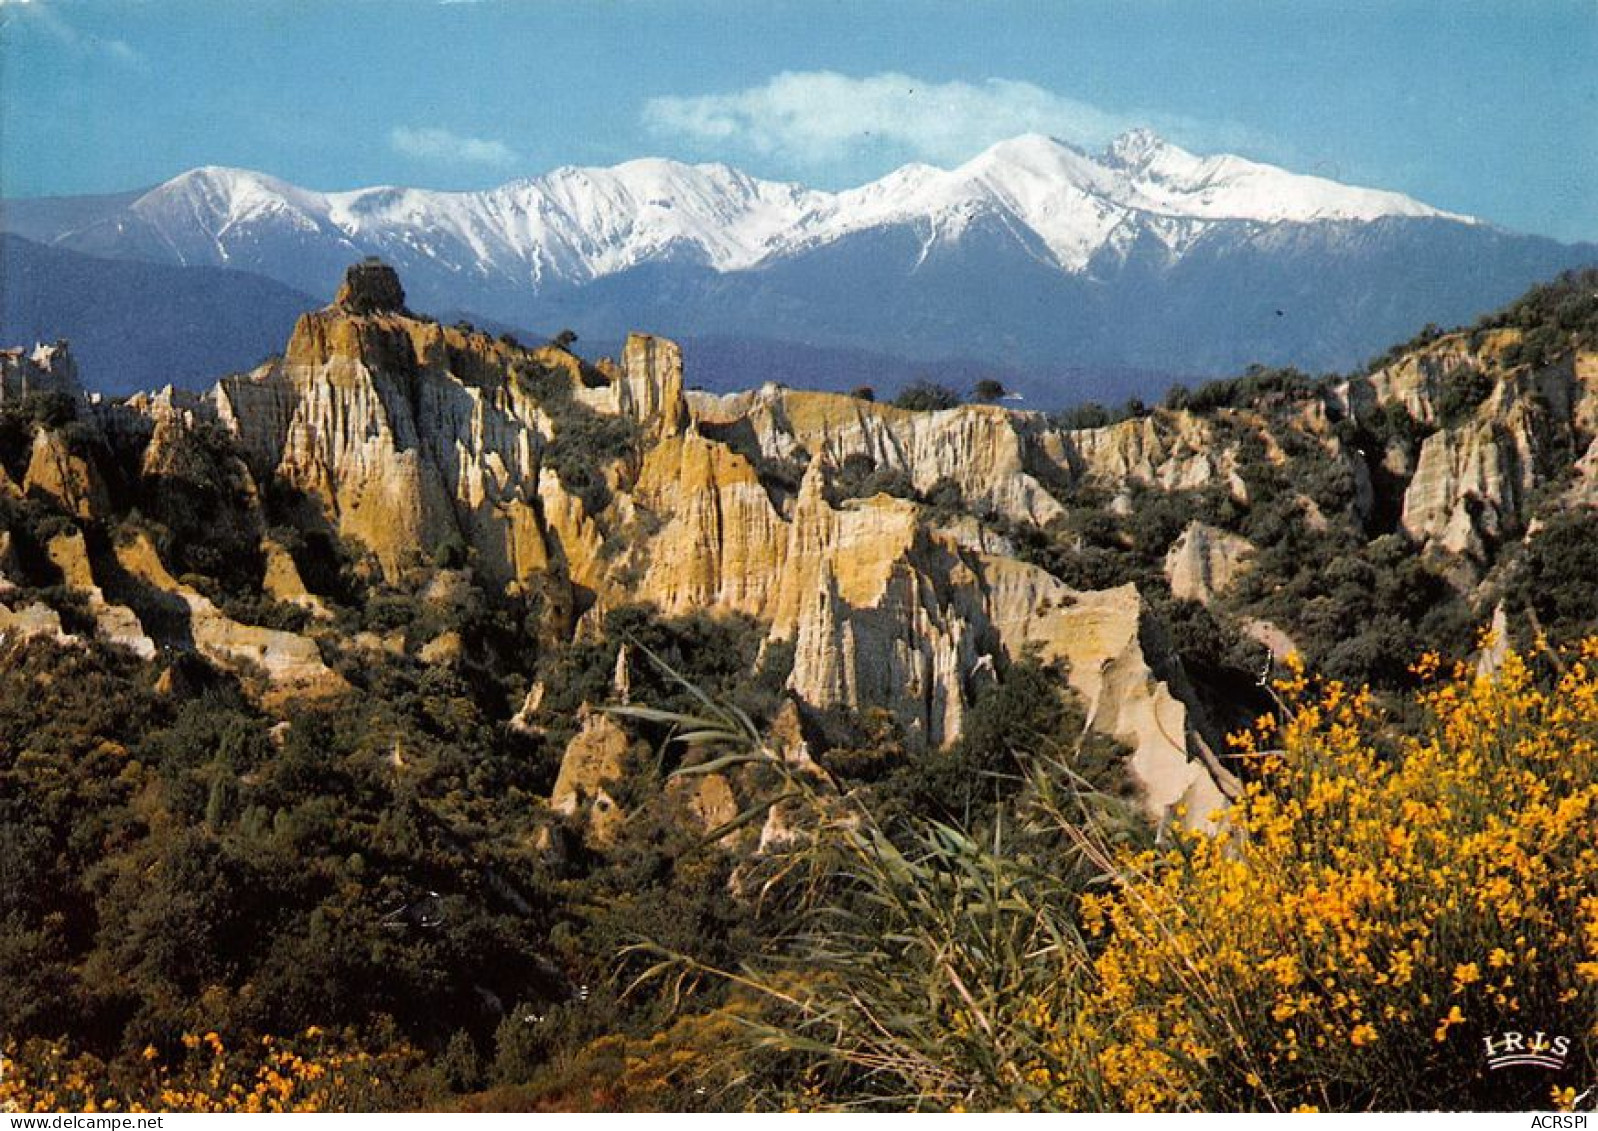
1165;522;1255;604
0;266;1353;829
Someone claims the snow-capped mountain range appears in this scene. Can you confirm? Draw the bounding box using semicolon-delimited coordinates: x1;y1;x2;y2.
40;130;1471;285
3;130;1593;400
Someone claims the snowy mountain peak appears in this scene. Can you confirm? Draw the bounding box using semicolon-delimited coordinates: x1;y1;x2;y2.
1103;127;1177;171
143;166;317;209
975;132;1078;162
102;132;1478;284
965;134;1107;185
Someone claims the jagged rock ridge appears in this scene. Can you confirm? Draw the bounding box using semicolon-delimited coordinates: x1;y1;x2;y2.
8;266;1595;833
0;273;1248;828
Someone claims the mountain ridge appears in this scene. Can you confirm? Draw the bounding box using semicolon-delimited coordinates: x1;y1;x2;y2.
5;131;1594;393
10;131;1475;287
0;232;320;395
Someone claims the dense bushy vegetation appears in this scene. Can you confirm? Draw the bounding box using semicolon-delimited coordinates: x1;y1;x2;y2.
513;358;640;515
822;452;916;506
0;606;785;1109
1472;267;1598;369
611;644;1598;1112
0;595;1123;1110
1065;651;1598;1111
882;653;1133;824
8;623;1598;1110
892;380;962;411
1049;397;1150;430
1433;363;1495;427
1163;364;1321;413
1503;505;1598;641
531;603;792;752
0;638;554;1056
140;419;265;594
7;271;1598;1112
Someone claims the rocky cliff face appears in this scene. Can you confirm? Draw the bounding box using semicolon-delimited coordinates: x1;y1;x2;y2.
0;272;1247;828
691;386;1067;526
1058;412;1249;501
774;469;974;748
23;426;111;518
1165;522;1255;603
215;309;545;585
8;261;1598;946
30;267;1598;836
614;382;1236;819
629;431;785;618
1340;332;1598;573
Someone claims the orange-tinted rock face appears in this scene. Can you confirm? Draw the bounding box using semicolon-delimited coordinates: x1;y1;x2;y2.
23;427;110;519
203;305;697;601
16;273;1240;827
270;305;1231;821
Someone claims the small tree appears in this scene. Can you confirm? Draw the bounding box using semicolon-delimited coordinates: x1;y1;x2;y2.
551;329;579;352
1052;401;1112;430
893;380;962;412
849;386;876;402
972;378;1008;403
432;534;469;570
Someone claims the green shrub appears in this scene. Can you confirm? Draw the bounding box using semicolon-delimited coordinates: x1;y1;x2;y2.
1181;364;1320;413
893;381;962;411
824;452;916;505
1472;267;1598;368
541;410;640;516
1505;504;1598;640
1434;364;1494;427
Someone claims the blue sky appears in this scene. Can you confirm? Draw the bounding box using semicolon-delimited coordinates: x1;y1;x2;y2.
2;0;1595;241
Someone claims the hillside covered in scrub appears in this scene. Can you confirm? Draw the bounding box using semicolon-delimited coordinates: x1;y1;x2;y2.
2;264;1597;1111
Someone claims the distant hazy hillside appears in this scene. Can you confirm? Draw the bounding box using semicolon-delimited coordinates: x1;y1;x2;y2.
0;234;319;394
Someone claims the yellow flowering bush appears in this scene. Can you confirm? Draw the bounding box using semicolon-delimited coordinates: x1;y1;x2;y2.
632;637;1596;1111
21;642;1590;1112
1;1028;424;1112
1063;647;1598;1111
461;1008;753;1111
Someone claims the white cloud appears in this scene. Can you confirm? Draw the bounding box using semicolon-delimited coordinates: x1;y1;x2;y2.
389;125;517;168
5;0;145;66
644;70;1245;174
